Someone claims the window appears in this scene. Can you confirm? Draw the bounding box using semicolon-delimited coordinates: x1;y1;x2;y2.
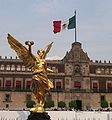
101;68;104;74
107;83;111;88
16;80;21;89
6;65;10;71
99;81;106;92
93;82;98;92
11;65;15;71
26;81;31;89
5;80;11;88
22;65;26;71
74;81;81;88
5;94;11;102
0;65;4;70
96;68;101;74
17;65;21;71
93;82;98;88
107;83;112;92
105;68;109;74
56;81;61;89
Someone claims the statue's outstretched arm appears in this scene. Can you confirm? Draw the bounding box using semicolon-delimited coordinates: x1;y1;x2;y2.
47;68;54;73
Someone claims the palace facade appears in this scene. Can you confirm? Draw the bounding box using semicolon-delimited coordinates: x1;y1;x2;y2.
0;42;112;110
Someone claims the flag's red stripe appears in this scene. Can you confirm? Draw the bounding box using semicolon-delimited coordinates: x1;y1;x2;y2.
53;21;61;33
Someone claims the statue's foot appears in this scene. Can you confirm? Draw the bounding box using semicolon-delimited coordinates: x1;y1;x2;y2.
30;107;36;112
30;105;44;112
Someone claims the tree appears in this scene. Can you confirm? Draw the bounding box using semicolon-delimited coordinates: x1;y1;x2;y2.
101;100;108;108
26;100;35;108
69;100;77;109
58;101;66;109
44;100;54;108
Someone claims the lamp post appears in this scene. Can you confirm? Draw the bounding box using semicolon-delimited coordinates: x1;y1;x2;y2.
25;40;34;53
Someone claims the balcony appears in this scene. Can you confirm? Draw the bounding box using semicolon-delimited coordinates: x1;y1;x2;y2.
0;87;64;92
51;88;64;92
91;89;112;93
0;87;112;93
70;88;87;93
0;87;31;92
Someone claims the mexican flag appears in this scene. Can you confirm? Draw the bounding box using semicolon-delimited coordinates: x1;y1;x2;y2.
53;15;76;34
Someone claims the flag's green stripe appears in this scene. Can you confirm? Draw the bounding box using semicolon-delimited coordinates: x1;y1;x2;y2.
68;15;76;29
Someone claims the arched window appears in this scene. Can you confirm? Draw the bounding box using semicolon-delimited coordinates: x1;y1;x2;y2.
0;65;4;70
101;68;104;74
96;68;101;74
17;65;21;71
11;65;15;71
6;65;10;71
105;68;109;74
22;65;26;71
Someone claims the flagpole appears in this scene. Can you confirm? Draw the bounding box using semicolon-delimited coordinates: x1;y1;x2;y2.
74;10;77;42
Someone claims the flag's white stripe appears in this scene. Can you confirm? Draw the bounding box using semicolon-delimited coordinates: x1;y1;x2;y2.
61;20;69;31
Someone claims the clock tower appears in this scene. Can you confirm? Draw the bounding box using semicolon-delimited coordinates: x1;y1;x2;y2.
63;41;90;91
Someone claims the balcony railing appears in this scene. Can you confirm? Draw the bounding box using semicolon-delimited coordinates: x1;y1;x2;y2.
0;87;31;92
51;88;64;92
0;87;112;93
0;87;64;92
91;89;112;93
70;88;87;92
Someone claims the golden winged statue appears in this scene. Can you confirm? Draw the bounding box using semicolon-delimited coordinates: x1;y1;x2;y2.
7;33;54;112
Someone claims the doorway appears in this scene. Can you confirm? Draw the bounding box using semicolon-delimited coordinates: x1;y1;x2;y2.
76;100;82;110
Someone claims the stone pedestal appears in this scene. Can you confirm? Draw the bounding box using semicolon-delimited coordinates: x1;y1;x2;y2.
27;112;51;120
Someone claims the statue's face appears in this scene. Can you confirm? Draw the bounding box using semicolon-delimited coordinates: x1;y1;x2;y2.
37;50;44;57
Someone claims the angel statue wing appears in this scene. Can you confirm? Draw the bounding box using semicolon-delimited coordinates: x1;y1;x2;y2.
7;33;36;69
42;42;53;59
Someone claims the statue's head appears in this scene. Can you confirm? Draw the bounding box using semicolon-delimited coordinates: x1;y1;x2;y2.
37;49;45;58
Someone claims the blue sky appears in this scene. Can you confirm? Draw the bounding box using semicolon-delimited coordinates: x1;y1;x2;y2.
0;0;112;61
